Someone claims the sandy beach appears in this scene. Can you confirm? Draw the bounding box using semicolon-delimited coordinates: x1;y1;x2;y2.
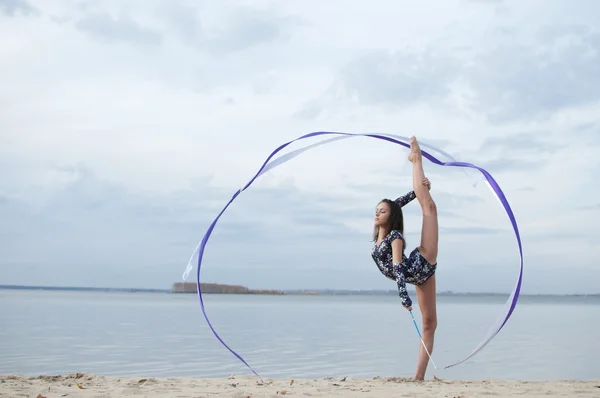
1;373;599;398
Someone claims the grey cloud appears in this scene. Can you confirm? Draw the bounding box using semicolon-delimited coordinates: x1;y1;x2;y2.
526;229;589;242
535;23;593;42
440;226;502;235
252;72;279;95
347;180;485;204
0;164;218;259
437;210;466;219
0;0;37;16
75;13;162;46
162;4;302;56
421;138;456;150
480;133;562;154
517;187;535;192
465;25;600;123
206;7;299;55
576;203;600;211
343;181;482;221
344;181;405;194
573;122;600;146
55;3;300;55
467;133;559;174
478;157;546;173
401;200;477;220
293;98;330;120
161;2;203;47
340;49;460;108
330;23;600;123
226;183;368;241
576;122;596;131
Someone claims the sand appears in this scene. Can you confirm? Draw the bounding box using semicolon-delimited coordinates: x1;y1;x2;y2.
1;373;599;398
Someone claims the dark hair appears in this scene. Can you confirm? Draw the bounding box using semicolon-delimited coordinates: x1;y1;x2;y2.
372;199;404;241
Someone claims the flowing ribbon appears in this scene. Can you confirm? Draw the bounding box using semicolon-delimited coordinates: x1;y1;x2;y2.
183;131;523;378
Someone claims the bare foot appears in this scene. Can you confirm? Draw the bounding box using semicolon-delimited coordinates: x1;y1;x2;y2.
408;136;422;163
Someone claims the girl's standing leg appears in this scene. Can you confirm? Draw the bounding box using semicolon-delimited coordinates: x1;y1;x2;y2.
408;136;439;380
414;275;437;380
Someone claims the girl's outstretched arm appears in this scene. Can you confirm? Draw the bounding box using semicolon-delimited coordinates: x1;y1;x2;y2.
394;178;430;208
394;190;416;207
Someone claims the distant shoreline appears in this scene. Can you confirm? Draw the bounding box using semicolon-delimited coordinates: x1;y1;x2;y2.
1;284;598;298
172;282;285;295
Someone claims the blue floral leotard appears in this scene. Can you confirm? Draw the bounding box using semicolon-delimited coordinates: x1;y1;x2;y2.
371;191;437;308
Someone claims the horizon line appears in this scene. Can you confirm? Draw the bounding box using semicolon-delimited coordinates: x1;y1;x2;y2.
1;284;599;297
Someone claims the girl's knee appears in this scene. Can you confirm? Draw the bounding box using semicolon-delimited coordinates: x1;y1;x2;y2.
422;315;437;332
421;199;437;216
419;248;437;266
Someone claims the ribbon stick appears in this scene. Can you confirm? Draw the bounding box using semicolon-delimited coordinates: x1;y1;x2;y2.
183;131;523;378
409;309;439;374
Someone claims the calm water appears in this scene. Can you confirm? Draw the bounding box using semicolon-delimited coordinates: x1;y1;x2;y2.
0;289;598;381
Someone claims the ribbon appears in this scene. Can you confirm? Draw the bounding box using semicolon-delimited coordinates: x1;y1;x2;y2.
183;131;523;378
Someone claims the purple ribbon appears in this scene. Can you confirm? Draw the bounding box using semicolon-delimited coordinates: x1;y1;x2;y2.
187;131;523;378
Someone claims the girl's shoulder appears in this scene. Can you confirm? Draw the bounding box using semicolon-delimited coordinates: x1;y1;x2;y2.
388;230;404;242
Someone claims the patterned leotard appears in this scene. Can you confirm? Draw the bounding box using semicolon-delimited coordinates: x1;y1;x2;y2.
371;191;437;308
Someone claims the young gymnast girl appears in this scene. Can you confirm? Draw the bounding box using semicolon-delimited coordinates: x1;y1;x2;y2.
370;136;439;381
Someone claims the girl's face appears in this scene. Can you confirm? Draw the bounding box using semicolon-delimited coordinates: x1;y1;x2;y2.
374;202;391;227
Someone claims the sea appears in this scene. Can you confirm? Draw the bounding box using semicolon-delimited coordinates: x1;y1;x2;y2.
1;288;598;381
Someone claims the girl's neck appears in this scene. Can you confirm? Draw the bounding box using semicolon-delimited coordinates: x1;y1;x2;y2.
377;227;389;241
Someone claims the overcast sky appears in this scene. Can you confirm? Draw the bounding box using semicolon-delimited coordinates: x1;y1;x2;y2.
1;0;599;294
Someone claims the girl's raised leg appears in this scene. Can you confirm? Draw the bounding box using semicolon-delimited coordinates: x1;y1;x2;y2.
408;136;438;265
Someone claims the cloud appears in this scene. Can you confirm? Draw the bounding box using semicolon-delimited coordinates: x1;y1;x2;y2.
159;3;303;55
573;122;600;147
440;226;502;235
576;203;600;211
474;133;559;173
341;49;460;108
0;0;37;16
318;21;600;125
478;158;547;173
479;133;563;154
74;13;162;46
464;25;600;123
